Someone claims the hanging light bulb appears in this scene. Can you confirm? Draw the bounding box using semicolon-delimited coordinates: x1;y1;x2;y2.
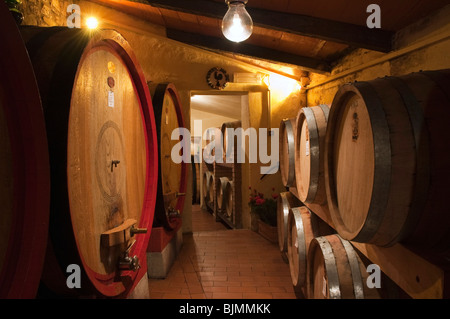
86;16;99;29
222;0;253;43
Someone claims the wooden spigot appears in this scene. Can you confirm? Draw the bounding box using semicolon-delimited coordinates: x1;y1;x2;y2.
101;218;147;247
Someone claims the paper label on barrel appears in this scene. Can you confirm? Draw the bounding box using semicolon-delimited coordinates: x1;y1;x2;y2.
306;140;310;156
108;91;114;108
322;276;327;297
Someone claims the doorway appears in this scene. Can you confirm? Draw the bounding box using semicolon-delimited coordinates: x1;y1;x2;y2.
190;91;248;231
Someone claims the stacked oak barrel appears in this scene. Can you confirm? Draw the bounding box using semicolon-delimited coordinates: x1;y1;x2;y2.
214;120;242;225
202;170;214;210
202;129;216;213
216;177;234;220
0;2;193;298
278;69;450;299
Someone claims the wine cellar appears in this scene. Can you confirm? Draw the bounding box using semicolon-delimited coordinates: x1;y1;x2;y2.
0;0;449;302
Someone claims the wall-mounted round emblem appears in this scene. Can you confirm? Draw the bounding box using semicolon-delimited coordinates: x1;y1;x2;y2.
206;67;229;90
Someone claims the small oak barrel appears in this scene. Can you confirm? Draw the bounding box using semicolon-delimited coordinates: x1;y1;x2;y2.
217;177;234;218
21;27;159;297
307;234;380;299
277;192;301;260
324;71;450;248
224;180;234;218
204;128;220;158
279;118;297;187
203;170;214;204
217;177;230;212
209;173;215;205
294;105;329;205
0;3;50;298
202;171;208;203
287;206;334;295
221;120;242;161
152;83;188;230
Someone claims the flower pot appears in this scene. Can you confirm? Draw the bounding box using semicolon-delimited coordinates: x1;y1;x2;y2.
257;219;278;244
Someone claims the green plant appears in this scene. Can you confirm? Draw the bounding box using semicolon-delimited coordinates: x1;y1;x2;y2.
248;187;279;227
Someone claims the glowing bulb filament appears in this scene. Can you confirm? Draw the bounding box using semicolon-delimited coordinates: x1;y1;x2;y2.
222;2;253;42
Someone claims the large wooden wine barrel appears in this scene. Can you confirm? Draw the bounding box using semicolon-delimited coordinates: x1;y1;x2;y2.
21;27;159;297
0;3;50;298
221;120;242;161
279;118;297;188
277;192;301;260
152;83;187;230
324;71;450;248
287;206;334;296
294;105;329;205
307;234;380;299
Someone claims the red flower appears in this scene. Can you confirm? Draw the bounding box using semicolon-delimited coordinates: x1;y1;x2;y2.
255;198;265;206
272;194;279;199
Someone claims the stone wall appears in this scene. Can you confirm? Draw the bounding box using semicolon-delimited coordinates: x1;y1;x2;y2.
306;5;450;105
21;0;76;26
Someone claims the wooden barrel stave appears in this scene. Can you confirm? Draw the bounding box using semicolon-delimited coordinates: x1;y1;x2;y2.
21;27;158;297
307;234;380;299
279;118;296;187
295;105;329;205
152;82;187;230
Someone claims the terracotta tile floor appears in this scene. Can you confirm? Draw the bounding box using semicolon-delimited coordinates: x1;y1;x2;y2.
148;205;297;299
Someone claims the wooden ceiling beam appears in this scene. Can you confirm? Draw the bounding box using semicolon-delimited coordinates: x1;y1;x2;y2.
146;0;393;52
166;29;331;73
